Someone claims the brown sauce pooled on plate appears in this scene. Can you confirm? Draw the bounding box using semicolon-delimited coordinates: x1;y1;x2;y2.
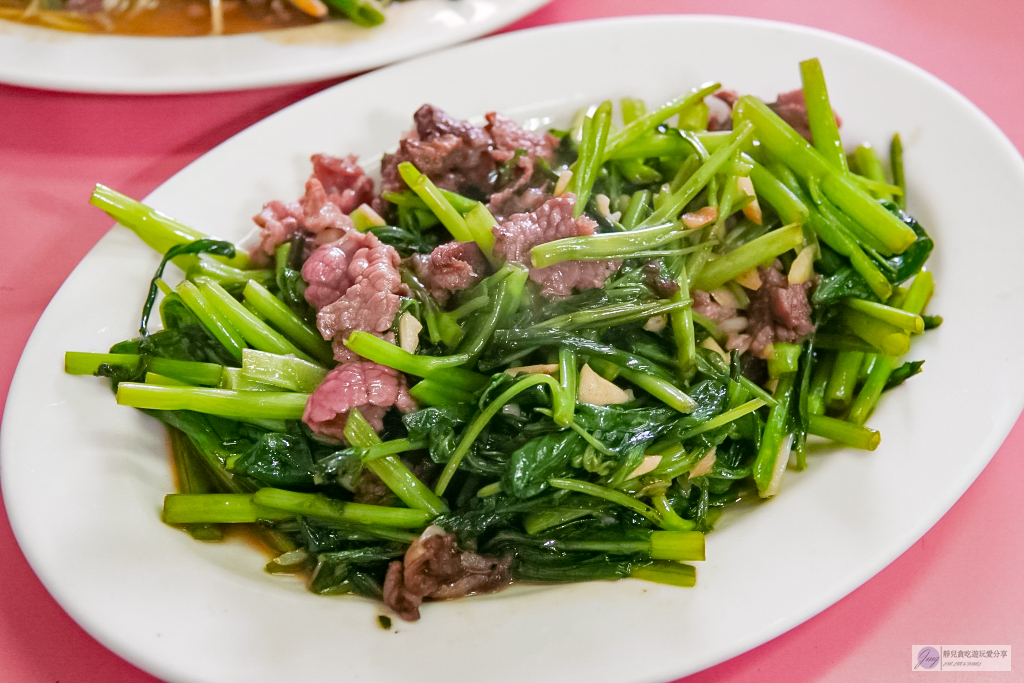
1;0;319;36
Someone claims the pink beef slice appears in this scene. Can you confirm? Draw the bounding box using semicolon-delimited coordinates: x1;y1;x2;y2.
299;177;356;236
380;105;552;200
382;527;512;621
410;241;491;301
301;228;379;310
249;155;372;266
484;112;555;218
302;361;416;441
251;200;304;267
492;194;621;298
746;262;816;358
311;154;375;214
315;231;408;353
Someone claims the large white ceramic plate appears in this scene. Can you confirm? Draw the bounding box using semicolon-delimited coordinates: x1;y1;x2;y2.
3;15;1024;683
0;0;548;94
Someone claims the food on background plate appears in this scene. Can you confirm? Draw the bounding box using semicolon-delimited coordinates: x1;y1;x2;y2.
66;58;938;622
1;0;391;36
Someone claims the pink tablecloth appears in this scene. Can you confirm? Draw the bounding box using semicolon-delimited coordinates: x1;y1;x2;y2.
1;1;1022;680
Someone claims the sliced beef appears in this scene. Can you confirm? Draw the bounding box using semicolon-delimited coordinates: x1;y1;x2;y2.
381;104;495;195
383;562;423;622
301;229;378;310
382;526;512;621
249;155;373;267
352;468;395;506
487;184;550;220
311;153;375;215
485;112;553;161
312;229;407;350
746;261;816;358
491;194;621;298
300;177;356;236
381;105;553;202
693;288;754;354
644;262;680;299
410;240;491;301
302;361;415;441
250;200;303;268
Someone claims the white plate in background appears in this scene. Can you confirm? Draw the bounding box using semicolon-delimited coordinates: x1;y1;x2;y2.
0;0;548;93
3;15;1024;683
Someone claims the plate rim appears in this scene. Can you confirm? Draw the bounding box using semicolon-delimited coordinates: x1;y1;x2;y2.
4;13;1024;683
0;0;550;94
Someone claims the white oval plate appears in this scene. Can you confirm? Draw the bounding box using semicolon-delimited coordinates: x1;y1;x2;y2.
4;15;1024;683
0;0;548;94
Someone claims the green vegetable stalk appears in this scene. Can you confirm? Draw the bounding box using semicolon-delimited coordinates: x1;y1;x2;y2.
344;409;448;516
733;96;916;254
90;184;251;269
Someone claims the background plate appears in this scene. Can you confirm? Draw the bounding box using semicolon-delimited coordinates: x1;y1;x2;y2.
0;0;548;94
3;15;1024;683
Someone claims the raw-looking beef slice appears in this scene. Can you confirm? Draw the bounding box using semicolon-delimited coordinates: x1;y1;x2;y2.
484;113;555;218
487;183;551;220
380;104;496;195
302;361;415;441
300;178;356;235
316;238;407;343
250;200;304;267
485;112;554;161
411;240;490;300
745;262;816;358
382;527;512;621
492;193;621;298
311;154;375;214
301;228;379;310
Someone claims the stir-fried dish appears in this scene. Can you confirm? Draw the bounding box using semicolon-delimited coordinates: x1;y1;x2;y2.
1;0;390;36
66;60;938;622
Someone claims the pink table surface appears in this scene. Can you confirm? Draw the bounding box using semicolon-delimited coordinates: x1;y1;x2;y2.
2;1;1023;681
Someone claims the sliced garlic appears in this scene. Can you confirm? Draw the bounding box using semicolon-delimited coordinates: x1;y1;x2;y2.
578;363;630;405
688;447;718;479
398;312;422;354
554;170;573;196
701;337;730;365
736;175;763;225
644;315;668;332
788;245;816;285
627;455;663;480
504;363;559;376
710;287;738;310
735;268;762;290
